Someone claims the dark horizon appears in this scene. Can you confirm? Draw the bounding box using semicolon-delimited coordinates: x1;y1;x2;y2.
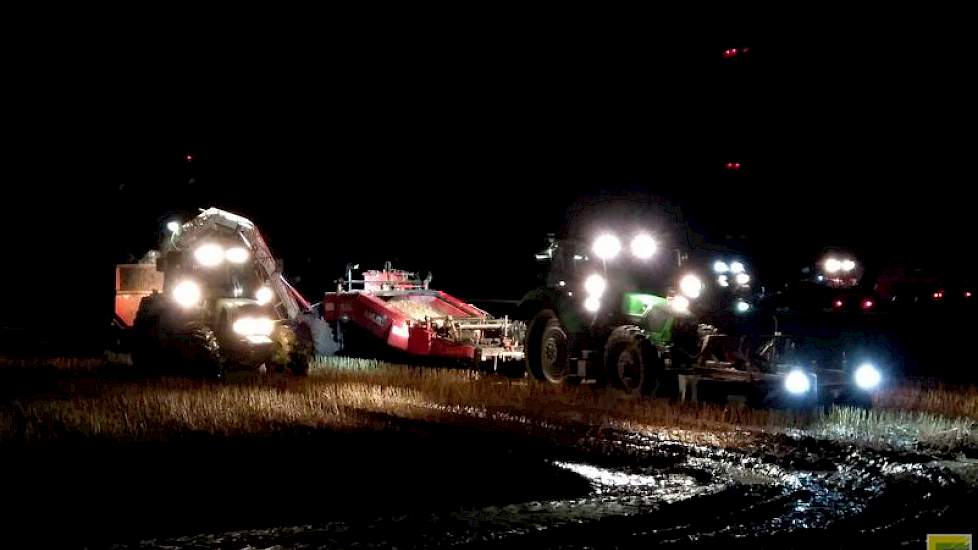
4;32;975;334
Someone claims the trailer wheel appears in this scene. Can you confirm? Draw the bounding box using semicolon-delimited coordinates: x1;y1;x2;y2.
605;326;660;396
525;310;569;383
181;324;225;380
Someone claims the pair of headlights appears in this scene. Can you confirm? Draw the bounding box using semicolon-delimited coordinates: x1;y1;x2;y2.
583;274;606;312
193;243;250;267
171;281;274;308
580;272;704;314
784;363;882;395
169;280;274;337
232;316;275;337
593;233;657;261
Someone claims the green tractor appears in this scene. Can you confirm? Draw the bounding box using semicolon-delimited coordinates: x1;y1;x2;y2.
516;230;717;396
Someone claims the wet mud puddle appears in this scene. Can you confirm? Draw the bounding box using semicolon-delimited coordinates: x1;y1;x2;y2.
120;431;973;549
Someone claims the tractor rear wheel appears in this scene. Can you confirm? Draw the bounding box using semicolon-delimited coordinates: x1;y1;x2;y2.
525;310;569;383
604;326;661;396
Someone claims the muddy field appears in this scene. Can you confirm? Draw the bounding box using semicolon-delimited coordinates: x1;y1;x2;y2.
2;358;976;549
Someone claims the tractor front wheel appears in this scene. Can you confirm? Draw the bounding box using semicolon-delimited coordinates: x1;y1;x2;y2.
181;324;225;380
525;310;569;384
604;326;661;396
274;322;314;376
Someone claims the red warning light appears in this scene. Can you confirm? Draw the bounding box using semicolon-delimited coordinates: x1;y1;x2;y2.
933;291;944;300
833;299;844;308
862;300;874;309
725;162;742;170
966;291;973;298
722;48;739;59
186;154;193;161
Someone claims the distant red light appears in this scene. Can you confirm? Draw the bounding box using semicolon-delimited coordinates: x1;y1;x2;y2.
966;291;973;298
862;300;874;309
722;48;738;59
186;154;193;161
833;300;844;308
933;291;944;299
725;161;741;170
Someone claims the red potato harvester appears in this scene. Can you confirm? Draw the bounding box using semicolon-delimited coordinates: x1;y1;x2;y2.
322;264;524;368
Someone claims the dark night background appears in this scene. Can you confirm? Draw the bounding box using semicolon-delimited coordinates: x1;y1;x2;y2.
1;20;975;357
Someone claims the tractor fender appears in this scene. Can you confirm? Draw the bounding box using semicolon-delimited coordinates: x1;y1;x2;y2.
516;287;562;321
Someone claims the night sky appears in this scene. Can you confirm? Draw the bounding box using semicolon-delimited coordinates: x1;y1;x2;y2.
3;25;974;344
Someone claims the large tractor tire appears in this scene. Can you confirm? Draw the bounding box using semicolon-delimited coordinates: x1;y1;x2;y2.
289;322;315;376
525;309;569;384
604;326;661;396
274;322;314;376
180;323;225;380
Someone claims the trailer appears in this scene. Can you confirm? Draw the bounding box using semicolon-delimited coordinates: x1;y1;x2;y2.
322;264;524;369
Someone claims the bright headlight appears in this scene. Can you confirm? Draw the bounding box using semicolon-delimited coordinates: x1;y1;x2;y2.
735;273;751;286
583;296;601;312
255;286;274;305
679;274;703;299
225;246;250;264
713;261;729;273
194;244;225;267
593;234;621;260
841;259;856;272
630;233;657;259
233;316;275;336
854;363;881;390
824;258;841;273
172;280;201;308
736;300;750;313
584;274;607;297
669;295;690;313
784;370;811;395
730;261;745;274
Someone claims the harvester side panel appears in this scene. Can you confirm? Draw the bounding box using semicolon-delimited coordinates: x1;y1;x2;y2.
324;292;412;352
324;290;504;361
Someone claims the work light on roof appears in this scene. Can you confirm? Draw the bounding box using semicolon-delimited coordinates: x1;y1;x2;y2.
593;234;621;261
225;246;250;264
194;244;225;267
630;233;657;259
